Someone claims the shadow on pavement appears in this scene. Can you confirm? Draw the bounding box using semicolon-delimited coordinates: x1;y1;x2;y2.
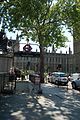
0;82;80;120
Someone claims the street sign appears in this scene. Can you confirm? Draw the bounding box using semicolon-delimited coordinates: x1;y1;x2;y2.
23;44;32;52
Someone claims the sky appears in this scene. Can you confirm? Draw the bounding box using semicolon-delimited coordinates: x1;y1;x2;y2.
0;23;73;54
57;30;73;54
5;29;73;54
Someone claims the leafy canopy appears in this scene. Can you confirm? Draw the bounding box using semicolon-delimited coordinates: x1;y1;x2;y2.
57;0;80;40
0;0;69;48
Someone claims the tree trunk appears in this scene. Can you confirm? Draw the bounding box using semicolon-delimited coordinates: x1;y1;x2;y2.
39;44;44;83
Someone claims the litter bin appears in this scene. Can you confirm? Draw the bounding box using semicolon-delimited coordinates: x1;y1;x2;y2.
29;74;40;83
29;74;42;94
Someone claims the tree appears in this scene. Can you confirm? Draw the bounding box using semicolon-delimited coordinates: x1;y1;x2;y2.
0;0;68;83
57;0;80;40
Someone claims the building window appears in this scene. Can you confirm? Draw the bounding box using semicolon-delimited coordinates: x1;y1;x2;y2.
53;58;54;62
50;58;51;62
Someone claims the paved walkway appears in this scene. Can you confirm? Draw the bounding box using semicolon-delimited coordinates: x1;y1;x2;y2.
0;81;80;120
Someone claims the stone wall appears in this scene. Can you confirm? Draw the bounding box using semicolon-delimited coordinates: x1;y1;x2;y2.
0;54;12;72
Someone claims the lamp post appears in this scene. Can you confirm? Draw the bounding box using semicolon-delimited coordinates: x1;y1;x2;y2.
22;42;43;94
31;43;43;94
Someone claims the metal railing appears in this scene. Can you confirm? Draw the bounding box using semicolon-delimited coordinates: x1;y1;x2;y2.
0;72;16;93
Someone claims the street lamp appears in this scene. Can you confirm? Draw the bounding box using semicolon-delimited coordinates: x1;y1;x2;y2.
22;42;43;94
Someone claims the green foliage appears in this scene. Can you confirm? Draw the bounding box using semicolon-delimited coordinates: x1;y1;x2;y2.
0;0;68;49
57;0;80;40
1;0;80;43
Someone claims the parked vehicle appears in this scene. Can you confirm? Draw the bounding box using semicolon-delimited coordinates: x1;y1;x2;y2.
48;72;68;85
71;73;80;90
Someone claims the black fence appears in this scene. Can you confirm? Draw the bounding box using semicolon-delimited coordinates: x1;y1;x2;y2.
0;72;16;94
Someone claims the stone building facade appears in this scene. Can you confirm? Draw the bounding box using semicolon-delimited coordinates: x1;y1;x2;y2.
14;48;74;74
0;54;12;72
0;32;77;74
0;34;20;72
73;40;80;72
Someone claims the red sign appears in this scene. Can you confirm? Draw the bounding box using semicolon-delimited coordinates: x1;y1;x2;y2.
23;44;32;52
